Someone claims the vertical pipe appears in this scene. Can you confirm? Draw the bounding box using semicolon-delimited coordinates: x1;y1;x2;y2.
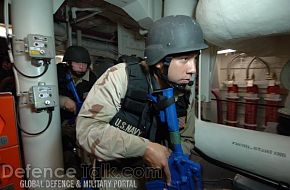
244;85;259;130
198;54;202;120
226;85;239;127
66;5;72;47
77;30;82;46
11;0;63;188
264;85;281;126
163;0;197;17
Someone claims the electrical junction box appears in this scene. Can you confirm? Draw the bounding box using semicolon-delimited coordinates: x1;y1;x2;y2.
29;83;57;110
26;34;55;59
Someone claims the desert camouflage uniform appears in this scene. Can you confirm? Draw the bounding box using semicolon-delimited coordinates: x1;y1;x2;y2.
76;62;195;189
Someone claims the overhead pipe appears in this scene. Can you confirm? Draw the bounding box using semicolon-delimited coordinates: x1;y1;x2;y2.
70;7;103;23
104;0;162;29
54;22;116;44
196;0;290;57
66;6;104;48
76;12;100;23
163;0;197;17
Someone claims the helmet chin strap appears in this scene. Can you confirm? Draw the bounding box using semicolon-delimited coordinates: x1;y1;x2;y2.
154;57;194;93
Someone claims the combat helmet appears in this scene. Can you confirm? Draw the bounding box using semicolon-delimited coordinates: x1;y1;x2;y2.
63;46;91;65
145;15;208;66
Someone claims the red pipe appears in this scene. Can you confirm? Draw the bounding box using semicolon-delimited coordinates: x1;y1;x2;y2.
265;85;281;126
226;85;239;126
244;85;259;130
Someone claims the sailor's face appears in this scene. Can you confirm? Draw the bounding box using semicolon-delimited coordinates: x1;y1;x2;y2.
71;62;88;73
167;51;199;85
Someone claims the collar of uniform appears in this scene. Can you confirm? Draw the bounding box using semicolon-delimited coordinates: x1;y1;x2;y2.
82;70;90;81
74;70;90;85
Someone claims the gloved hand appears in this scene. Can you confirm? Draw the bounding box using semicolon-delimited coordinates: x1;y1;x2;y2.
143;142;171;186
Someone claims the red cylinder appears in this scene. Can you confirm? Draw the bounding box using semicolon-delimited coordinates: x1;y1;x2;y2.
226;85;239;126
244;85;259;130
264;85;281;126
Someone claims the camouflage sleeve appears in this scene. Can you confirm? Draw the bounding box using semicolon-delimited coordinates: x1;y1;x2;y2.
76;63;149;161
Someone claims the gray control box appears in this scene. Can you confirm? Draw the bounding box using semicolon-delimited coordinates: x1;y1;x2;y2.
26;34;54;59
30;83;57;110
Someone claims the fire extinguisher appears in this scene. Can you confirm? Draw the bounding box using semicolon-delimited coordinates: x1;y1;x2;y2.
244;85;259;130
226;84;239;126
264;84;281;126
